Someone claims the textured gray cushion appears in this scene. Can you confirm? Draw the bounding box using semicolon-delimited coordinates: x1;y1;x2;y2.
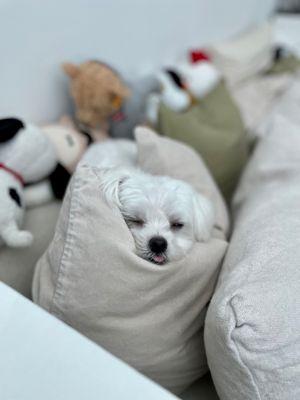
0;201;60;298
205;115;300;400
33;130;229;395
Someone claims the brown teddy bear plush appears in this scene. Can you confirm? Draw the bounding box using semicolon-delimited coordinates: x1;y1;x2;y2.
63;60;129;137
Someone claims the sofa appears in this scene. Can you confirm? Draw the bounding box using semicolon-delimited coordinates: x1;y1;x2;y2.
2;1;300;399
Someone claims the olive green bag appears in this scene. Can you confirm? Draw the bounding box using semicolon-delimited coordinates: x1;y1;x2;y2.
157;81;249;201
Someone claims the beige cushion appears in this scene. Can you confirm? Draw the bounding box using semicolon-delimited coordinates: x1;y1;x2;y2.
0;201;61;298
32;130;228;394
208;21;273;87
205;115;300;400
157;81;248;201
231;73;293;135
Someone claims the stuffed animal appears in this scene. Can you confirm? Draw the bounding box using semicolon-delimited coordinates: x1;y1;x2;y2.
25;115;107;206
146;70;191;125
23;118;81;206
0;118;77;247
145;50;221;125
178;49;221;99
0;116;95;247
63;60;130;136
0;167;32;247
0;118;58;247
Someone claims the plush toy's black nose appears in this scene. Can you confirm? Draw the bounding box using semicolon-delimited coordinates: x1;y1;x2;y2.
149;236;168;254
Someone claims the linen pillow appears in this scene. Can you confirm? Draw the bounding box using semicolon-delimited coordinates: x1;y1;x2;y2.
208;21;273;87
32;129;229;394
205;115;300;400
157;81;248;201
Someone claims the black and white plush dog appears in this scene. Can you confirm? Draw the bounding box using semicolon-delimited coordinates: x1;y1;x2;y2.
0;118;70;247
0;161;31;247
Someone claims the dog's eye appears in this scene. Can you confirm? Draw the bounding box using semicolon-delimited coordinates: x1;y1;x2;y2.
132;219;144;226
127;218;144;227
171;222;184;229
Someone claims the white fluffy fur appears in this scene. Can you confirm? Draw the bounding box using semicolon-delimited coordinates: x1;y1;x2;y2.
82;131;215;264
0;123;57;182
0;170;33;247
0;122;57;247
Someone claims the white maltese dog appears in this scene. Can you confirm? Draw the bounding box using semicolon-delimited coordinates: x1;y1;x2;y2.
81;130;215;265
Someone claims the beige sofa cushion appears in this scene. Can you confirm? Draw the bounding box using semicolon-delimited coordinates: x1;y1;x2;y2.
33;130;228;394
157;81;248;201
208;21;273;87
205;115;300;400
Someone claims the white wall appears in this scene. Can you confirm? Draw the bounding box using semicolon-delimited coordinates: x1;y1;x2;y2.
0;0;276;123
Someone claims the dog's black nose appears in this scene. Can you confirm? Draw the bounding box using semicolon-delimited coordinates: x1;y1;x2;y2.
149;236;168;253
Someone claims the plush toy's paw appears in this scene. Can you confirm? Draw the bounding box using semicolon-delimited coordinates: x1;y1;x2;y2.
14;231;33;247
1;223;33;248
8;230;34;248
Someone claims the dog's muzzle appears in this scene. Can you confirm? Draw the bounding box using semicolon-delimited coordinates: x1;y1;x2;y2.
148;236;168;264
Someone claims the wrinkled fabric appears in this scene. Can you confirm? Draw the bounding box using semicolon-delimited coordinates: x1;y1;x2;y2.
32;131;229;394
208;21;273;87
205;115;300;400
157;81;248;201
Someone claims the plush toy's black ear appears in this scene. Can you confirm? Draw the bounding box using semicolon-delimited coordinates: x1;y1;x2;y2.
0;118;24;143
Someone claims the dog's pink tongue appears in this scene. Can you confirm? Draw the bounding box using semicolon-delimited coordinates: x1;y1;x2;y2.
153;255;165;264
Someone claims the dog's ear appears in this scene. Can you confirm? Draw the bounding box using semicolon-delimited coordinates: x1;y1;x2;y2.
0;118;24;142
192;193;215;242
99;167;131;208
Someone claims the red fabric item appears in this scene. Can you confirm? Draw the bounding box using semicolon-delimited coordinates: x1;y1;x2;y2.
0;163;24;185
190;50;211;64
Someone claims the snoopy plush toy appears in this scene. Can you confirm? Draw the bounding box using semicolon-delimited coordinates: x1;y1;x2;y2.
0;114;107;247
0;118;69;247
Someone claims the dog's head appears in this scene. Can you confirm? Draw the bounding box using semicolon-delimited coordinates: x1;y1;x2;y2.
100;168;214;264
